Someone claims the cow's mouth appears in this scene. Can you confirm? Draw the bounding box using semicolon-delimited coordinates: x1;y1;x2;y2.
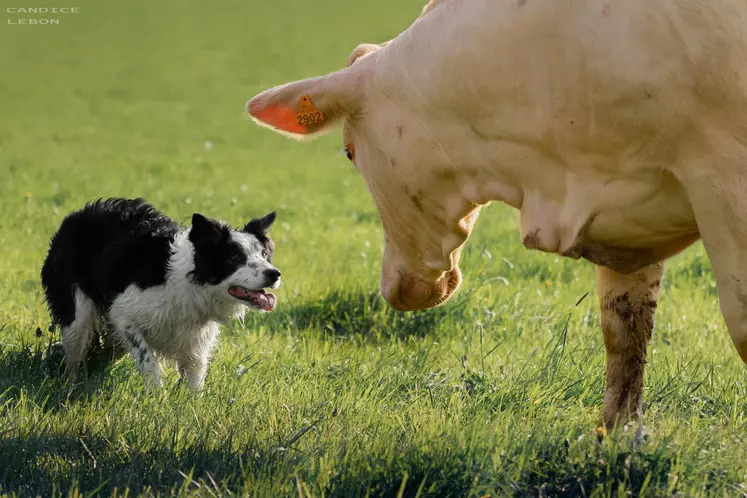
228;286;276;311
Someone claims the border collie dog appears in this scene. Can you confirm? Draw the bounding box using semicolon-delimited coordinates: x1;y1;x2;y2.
41;197;281;389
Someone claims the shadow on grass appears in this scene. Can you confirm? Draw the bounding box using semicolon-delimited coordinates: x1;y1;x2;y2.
331;433;736;497
0;435;251;497
0;432;732;497
0;342;119;413
240;288;471;340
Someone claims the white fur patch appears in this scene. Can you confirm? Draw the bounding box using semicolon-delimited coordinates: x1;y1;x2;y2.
61;287;100;375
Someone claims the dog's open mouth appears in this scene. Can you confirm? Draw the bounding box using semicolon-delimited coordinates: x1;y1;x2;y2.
228;286;276;311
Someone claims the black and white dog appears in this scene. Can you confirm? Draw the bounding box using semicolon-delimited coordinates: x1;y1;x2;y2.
41;197;281;389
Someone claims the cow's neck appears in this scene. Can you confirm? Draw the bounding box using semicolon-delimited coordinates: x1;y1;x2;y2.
446;153;699;274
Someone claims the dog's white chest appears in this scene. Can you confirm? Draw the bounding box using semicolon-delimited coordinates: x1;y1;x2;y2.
107;283;227;359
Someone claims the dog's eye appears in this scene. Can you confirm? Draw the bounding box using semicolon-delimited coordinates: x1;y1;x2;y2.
261;250;268;259
229;254;243;263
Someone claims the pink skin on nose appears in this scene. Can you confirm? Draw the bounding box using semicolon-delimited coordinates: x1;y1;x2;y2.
386;267;462;311
399;274;433;308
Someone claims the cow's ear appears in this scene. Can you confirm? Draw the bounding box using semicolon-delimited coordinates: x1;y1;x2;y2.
346;43;387;68
247;62;370;140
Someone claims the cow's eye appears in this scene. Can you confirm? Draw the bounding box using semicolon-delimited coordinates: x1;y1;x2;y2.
343;144;355;162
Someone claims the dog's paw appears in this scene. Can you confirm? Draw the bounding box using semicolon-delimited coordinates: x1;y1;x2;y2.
142;373;164;391
631;422;647;447
185;379;204;390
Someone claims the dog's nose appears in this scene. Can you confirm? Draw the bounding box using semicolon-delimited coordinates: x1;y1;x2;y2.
264;268;281;281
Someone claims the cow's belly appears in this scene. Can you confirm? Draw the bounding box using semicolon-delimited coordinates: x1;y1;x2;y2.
582;172;698;247
579;201;700;274
578;234;700;274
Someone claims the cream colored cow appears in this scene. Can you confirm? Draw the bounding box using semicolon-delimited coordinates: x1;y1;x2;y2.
247;0;747;430
345;0;438;66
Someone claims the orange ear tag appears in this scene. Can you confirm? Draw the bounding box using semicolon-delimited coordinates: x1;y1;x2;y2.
296;95;325;127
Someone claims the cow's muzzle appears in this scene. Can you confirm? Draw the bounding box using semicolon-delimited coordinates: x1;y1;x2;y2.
383;267;462;312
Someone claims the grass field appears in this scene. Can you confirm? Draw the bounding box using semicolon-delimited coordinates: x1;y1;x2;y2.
1;1;747;496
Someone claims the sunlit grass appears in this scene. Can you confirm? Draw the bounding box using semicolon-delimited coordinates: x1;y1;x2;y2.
1;0;746;496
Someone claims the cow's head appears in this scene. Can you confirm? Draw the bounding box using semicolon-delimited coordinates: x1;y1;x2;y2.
247;42;482;311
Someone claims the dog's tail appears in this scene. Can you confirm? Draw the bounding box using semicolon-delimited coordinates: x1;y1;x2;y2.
40;225;78;330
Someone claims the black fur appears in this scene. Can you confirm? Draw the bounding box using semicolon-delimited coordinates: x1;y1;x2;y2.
186;211;276;285
243;211;276;262
41;198;277;328
187;213;247;285
41;198;178;328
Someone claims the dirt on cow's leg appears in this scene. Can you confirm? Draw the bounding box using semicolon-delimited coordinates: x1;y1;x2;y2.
596;262;664;433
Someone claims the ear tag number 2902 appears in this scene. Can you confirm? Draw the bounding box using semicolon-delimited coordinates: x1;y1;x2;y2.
296;95;325;126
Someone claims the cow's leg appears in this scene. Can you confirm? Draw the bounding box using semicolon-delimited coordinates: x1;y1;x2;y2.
679;162;747;365
596;262;664;431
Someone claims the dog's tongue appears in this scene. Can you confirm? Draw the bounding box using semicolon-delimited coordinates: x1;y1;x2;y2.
249;290;276;311
229;287;277;311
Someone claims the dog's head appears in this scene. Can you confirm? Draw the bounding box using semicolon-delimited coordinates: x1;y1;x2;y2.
187;211;280;311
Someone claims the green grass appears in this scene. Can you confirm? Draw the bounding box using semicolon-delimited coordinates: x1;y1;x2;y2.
1;1;746;496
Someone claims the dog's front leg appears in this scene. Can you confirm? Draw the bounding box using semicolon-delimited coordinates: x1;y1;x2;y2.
177;356;208;390
596;262;664;432
177;323;220;390
119;324;162;389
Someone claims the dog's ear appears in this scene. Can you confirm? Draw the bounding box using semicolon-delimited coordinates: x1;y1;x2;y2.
243;211;277;236
190;213;225;246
